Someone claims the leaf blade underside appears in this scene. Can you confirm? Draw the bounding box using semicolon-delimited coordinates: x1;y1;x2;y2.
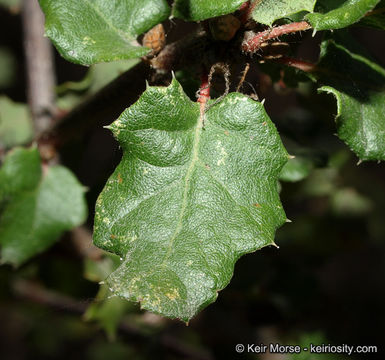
306;0;380;30
94;79;288;321
251;0;316;26
172;0;245;21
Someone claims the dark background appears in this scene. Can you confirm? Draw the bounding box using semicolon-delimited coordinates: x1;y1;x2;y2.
0;4;385;360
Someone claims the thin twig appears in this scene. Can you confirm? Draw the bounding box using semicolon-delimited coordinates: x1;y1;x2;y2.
242;21;312;53
239;0;261;24
39;62;152;149
236;63;250;92
22;0;56;137
12;279;213;360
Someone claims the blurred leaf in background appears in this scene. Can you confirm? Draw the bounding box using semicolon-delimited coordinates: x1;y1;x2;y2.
0;97;33;149
0;147;88;265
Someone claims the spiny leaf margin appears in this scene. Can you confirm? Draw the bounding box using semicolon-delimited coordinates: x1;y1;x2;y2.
306;0;380;30
93;79;289;321
316;36;385;161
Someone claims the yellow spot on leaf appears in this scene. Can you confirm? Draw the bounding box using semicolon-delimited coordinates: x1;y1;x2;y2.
82;36;96;45
165;288;180;301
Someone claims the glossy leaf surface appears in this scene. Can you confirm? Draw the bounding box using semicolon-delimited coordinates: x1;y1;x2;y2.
306;0;380;30
94;79;288;321
39;0;170;65
251;0;316;26
316;36;385;161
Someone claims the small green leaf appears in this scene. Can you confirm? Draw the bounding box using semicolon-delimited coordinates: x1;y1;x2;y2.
315;36;385;161
94;79;288;321
0;48;17;90
0;147;88;266
39;0;170;65
0;97;33;149
172;0;245;21
306;0;380;30
84;285;133;340
331;187;373;216
251;0;316;26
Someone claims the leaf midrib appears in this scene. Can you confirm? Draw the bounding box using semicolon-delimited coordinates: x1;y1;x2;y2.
160;113;204;267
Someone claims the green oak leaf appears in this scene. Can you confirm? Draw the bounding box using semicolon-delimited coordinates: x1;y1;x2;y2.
39;0;170;65
172;0;245;21
0;147;87;266
93;79;289;321
306;0;380;30
315;36;385;161
251;0;316;26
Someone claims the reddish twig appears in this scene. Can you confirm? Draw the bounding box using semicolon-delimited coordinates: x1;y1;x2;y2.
242;21;312;53
239;0;261;24
197;72;210;115
274;57;317;72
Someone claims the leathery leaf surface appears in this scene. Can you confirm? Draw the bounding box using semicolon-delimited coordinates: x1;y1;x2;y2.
93;79;288;321
172;0;245;21
316;35;385;161
39;0;170;65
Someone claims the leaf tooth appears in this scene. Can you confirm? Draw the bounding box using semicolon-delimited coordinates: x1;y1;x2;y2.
312;29;317;37
285;218;292;223
271;242;280;249
357;159;363;165
288;154;295;159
